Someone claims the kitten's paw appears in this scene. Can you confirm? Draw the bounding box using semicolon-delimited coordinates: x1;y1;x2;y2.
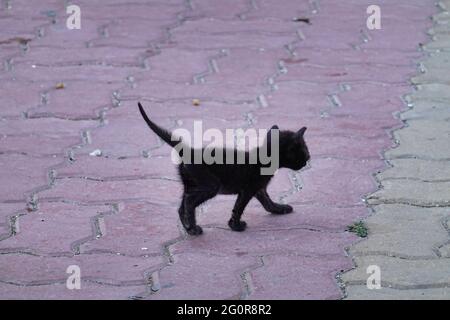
186;225;203;236
228;219;247;232
270;204;293;215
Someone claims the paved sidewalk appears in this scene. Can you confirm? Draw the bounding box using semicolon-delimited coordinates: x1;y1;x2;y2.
342;1;450;299
0;0;443;299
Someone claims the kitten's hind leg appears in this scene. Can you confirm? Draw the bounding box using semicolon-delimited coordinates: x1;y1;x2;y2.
228;191;254;232
255;189;293;214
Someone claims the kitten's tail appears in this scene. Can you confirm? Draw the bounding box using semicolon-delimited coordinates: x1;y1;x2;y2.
138;102;181;148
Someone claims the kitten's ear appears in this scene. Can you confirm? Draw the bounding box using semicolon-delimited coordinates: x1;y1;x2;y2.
296;127;307;138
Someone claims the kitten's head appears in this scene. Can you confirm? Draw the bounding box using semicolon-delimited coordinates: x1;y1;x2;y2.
268;125;310;170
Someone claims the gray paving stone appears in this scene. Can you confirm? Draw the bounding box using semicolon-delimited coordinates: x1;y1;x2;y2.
386;120;450;160
349;204;448;258
342;256;450;289
439;243;450;257
346;285;450;300
367;179;450;207
424;38;450;51
400;100;450;121
412;66;450;84
409;83;450;102
379;159;450;181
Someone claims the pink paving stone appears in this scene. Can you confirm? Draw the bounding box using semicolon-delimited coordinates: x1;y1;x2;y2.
20;45;146;67
151;252;256;300
0;282;148;300
14;45;145;70
0;80;47;117
171;228;355;258
77;1;184;21
177;18;297;35
0;203;24;221
0;118;96;136
282;63;414;84
239;0;310;20
0;203;25;238
1;134;82;157
0;252;162;285
299;26;369;52
0;224;8;237
192;0;250;18
286;158;381;206
330;85;409;118
136;48;222;83
0;18;47;40
207;48;291;86
112;99;257;122
258;81;335;105
361;18;432;51
80;202;180;256
77;115;164;158
284;47;423;67
56;155;179;181
0;101;95;152
175;32;296;51
121;77;265;104
26;80;123;120
307;135;393;159
316;1;379;16
174;18;301;50
0;45;18;67
32;19;113;49
1;0;62;15
89;18;182;48
38;178;182;205
76;0;180;6
319;0;429;15
9;63;138;83
0;202;109;255
0;154;60;202
249;254;353;300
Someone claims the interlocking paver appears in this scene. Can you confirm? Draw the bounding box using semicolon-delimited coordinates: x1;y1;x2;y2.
80;202;180;257
0;253;162;285
348;204;449;258
152;252;255;300
1;0;443;300
345;286;450;300
0;202;109;255
343;0;450;299
343;256;450;288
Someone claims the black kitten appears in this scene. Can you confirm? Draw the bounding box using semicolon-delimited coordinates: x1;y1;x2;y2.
138;102;310;235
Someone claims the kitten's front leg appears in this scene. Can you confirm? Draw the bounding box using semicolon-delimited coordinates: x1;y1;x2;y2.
181;188;218;235
228;191;254;231
256;189;293;214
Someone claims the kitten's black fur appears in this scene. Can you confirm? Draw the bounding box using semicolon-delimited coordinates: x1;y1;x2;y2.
138;102;310;235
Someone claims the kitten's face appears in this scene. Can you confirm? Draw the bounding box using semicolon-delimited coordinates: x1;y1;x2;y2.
281;127;310;170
